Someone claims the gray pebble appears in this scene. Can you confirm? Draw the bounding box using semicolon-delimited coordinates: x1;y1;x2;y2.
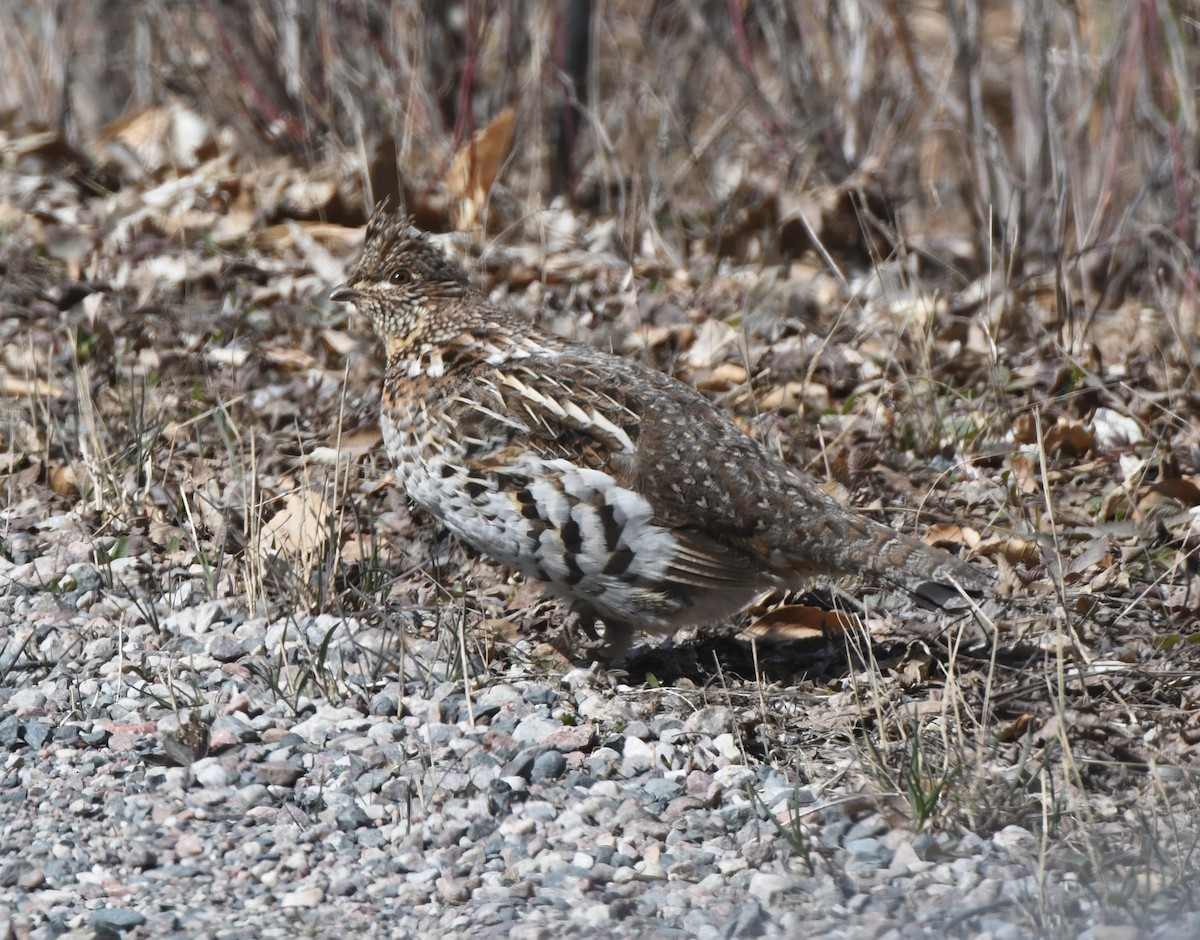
126;845;158;870
206;633;244;662
642;776;681;802
7;688;46;714
0;717;21;748
254;760;305;787
512;716;562;744
747;872;799;903
66;563;105;592
211;715;258;743
235;784;272;808
532;749;566;781
22;719;49;750
193;759;238;788
337;803;372;832
92;907;147;934
369;693;401;717
619;736;654;774
844;837;891;869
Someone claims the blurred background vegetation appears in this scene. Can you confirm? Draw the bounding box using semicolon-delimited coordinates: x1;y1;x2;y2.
2;0;1196;308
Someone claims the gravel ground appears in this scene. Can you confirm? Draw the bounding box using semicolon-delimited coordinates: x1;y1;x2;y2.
2;527;1198;940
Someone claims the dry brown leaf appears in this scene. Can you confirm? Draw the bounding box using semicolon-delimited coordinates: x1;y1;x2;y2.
49;464;79;499
977;536;1041;567
1008;452;1040;495
1043;419;1094;456
448;106;518;229
3;374;67;398
206;347;252;368
621;323;694;354
756;381;830;413
257;220;364;251
258;490;328;560
1069;536;1113;575
693;362;748;391
924;523;981;551
683;318;740;371
307;429;383;465
4;127;82;164
741;605;857;642
318;329;360;357
100;103;215;173
211;194;257;244
333;428;383;456
1014;413;1094;454
1012;413;1036;444
478;617;524;645
0;204;38;234
997;714;1038;743
1145;478;1200;508
1091;407;1144;448
338;533;375;567
263;346;319;371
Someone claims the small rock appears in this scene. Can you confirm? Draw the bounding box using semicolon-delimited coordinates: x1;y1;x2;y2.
193;760;237;788
725;899;766;938
748;872;797;904
235;784;272;809
92;907;147;934
620;737;654;775
639;861;666;880
66;563;104;592
524;686;557;706
719;858;749;876
337;804;371;832
844;837;890;866
254;761;305;787
544;722;596;751
280;887;324;908
210;715;258;745
914;831;945;860
577;902;611;926
437;872;470;903
512;716;562;744
8;688;46;715
205;634;244;662
682;705;736;735
1001;874;1040;900
642;777;680;802
888;840;922;875
0;862;31;888
502;747;542;781
53;724;82;745
992;825;1036;853
844;813;888;842
126;845;157;870
532;750;566;781
22;720;50;750
369;693;401;717
81;726;110;746
1075;928;1144;940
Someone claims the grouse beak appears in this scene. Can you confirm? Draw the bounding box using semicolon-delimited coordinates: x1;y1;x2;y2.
330;284;359;303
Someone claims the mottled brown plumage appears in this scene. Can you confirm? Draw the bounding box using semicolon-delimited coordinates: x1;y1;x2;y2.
331;209;992;660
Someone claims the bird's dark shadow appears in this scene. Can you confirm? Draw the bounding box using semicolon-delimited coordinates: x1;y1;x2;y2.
617;632;853;688
609;587;864;687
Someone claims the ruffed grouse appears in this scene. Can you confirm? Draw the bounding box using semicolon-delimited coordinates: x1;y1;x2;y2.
331;209;992;661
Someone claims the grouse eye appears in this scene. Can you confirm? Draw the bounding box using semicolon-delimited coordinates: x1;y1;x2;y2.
390;269;412;285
